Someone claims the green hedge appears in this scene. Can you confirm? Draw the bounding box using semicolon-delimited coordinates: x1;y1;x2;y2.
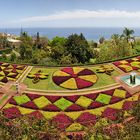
0;48;12;54
0;54;140;68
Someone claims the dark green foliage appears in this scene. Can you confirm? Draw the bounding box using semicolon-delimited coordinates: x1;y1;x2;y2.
99;37;105;44
6;28;140;66
59;54;73;64
0;48;12;54
10;52;16;61
50;36;66;61
65;33;92;63
2;53;7;60
19;32;33;60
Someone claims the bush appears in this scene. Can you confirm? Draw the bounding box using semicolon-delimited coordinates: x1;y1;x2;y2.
2;53;7;60
0;112;61;140
0;48;12;54
10;52;16;61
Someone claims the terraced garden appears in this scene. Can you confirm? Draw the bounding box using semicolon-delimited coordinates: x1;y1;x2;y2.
0;56;140;134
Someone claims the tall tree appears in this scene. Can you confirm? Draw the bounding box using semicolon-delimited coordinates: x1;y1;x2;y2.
19;32;33;60
121;28;135;43
99;37;105;44
65;33;92;63
50;36;66;61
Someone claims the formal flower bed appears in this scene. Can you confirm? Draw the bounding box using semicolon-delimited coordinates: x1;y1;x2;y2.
0;62;26;83
2;87;140;131
96;65;114;75
27;70;48;84
113;56;140;72
6;87;132;112
52;67;98;90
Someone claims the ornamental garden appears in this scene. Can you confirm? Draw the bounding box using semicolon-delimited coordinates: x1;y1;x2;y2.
0;56;140;138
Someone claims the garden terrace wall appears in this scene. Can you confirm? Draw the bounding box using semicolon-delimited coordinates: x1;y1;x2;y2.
0;54;139;67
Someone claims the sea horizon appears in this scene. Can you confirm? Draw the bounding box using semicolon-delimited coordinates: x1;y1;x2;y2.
0;27;140;41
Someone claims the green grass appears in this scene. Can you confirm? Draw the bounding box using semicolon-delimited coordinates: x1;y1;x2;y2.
23;67;66;90
23;65;120;91
89;65;120;88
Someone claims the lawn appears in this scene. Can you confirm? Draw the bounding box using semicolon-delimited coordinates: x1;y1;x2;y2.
23;65;120;91
23;67;66;90
90;64;120;88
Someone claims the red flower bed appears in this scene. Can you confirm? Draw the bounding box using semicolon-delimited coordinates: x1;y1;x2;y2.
9;97;18;105
42;104;61;111
52;76;71;85
45;95;61;103
88;101;103;109
78;69;94;76
103;89;115;96
62;67;74;75
52;114;73;130
75;77;93;89
65;104;84;112
3;107;21;119
122;101;135;111
64;95;80;103
76;112;96;126
27;111;44;119
21;101;38;110
26;94;41;100
110;96;123;104
102;108;119;121
84;93;99;100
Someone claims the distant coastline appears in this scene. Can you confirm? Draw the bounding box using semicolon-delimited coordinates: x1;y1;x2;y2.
0;27;140;41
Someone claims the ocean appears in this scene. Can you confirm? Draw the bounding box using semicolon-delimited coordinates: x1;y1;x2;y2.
0;27;140;41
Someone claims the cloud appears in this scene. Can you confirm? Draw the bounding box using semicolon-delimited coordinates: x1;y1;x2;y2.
14;10;140;23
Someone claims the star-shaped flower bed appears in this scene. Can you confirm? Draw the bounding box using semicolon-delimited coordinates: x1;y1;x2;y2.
27;70;48;84
52;67;98;90
96;65;114;75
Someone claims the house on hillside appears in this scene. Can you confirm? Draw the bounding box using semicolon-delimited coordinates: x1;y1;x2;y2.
7;38;21;48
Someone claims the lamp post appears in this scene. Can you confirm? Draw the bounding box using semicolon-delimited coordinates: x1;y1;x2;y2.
130;72;136;85
15;82;19;94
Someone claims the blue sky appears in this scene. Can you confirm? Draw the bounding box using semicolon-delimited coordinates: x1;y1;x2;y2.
1;0;140;28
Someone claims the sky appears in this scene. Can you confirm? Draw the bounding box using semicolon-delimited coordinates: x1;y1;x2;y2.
0;0;140;28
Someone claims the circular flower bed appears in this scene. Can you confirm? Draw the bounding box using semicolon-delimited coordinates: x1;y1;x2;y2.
52;67;98;90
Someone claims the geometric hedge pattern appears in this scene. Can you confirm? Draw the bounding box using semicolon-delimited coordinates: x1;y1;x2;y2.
0;62;26;83
6;87;132;112
3;86;139;131
113;56;140;73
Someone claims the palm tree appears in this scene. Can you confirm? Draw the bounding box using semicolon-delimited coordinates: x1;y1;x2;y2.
121;28;135;43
